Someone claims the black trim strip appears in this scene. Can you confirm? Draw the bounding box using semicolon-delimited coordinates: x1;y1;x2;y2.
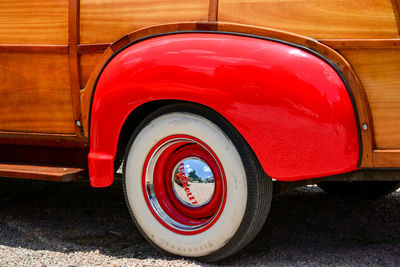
88;31;362;168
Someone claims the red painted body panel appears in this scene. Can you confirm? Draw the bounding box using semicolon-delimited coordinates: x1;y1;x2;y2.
89;33;359;187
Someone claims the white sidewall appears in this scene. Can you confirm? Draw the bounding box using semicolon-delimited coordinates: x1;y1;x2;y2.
125;112;248;257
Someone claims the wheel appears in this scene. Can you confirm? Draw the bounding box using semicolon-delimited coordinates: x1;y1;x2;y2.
317;181;400;199
123;103;272;262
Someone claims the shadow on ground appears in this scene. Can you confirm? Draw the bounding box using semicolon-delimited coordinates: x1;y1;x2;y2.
1;177;399;265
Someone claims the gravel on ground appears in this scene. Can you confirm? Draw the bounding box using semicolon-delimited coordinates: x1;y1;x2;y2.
0;177;399;266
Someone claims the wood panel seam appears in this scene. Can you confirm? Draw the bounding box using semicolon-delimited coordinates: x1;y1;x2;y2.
320;39;400;49
78;43;110;54
0;45;69;53
391;0;400;36
209;0;218;21
68;0;82;136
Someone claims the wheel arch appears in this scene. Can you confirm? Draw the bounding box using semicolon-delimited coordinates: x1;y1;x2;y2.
114;99;187;171
86;25;372;187
114;99;269;174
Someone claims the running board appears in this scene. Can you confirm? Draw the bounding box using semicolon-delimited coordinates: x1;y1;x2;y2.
0;162;86;182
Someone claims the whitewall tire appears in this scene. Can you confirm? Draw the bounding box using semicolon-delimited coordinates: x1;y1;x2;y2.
123;103;272;262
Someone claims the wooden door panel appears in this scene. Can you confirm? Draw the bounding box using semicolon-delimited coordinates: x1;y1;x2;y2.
0;0;76;135
80;0;209;43
219;0;399;39
340;49;400;148
0;0;69;44
0;52;75;133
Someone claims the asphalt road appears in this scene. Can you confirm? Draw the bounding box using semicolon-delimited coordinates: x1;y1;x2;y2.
0;177;399;266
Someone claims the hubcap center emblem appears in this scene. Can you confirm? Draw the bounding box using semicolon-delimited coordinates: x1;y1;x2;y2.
172;158;215;207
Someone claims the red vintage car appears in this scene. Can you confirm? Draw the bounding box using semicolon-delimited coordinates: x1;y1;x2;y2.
1;0;399;262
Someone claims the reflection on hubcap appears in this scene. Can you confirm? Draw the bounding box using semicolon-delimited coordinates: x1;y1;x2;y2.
172;158;215;207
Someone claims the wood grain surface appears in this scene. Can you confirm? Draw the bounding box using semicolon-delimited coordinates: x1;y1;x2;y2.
78;44;110;54
68;0;82;135
0;132;88;148
320;39;400;49
373;149;400;167
80;48;114;133
340;49;400;149
0;0;69;44
0;163;85;181
80;0;209;43
80;53;103;89
218;0;399;39
0;52;75;133
209;0;219;21
392;0;400;35
0;45;69;54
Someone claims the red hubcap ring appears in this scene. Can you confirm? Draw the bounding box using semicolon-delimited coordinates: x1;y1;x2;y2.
141;135;227;235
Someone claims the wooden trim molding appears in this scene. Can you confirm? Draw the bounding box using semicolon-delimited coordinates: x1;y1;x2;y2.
373;149;400;167
110;35;131;52
391;0;400;36
209;0;219;21
2;39;398;55
78;43;110;54
320;39;400;49
0;44;69;54
68;0;82;136
0;132;88;148
79;21;374;167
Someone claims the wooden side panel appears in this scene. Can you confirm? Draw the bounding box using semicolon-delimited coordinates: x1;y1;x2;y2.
80;0;209;43
219;0;399;39
373;150;400;167
0;52;75;133
339;49;400;149
0;0;68;44
80;53;103;89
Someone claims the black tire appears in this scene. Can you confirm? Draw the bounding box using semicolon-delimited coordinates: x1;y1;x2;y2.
317;181;400;199
123;103;273;262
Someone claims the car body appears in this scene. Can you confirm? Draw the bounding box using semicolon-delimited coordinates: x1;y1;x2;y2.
1;0;399;261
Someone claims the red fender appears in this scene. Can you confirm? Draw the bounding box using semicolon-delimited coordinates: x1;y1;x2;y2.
89;33;359;187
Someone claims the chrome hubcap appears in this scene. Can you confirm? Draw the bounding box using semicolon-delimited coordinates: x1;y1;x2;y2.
172;158;216;207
